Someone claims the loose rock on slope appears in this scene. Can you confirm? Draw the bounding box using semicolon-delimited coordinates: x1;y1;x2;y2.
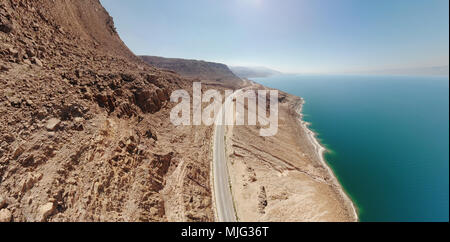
0;0;214;222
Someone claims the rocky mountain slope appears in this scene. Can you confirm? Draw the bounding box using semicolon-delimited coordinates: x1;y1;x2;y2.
141;55;242;88
229;66;282;79
0;0;214;222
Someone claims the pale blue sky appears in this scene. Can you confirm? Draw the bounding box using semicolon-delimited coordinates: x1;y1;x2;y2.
101;0;449;74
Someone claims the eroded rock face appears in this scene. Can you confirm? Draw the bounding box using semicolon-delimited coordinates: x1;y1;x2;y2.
140;55;243;88
94;93;116;113
133;87;169;114
0;0;214;222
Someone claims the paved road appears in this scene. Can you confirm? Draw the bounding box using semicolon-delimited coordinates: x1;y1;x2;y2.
213;92;238;222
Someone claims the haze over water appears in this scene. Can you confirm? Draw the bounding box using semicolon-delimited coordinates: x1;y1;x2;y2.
255;75;449;222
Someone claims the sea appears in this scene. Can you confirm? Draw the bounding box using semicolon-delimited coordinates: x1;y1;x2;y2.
254;74;449;222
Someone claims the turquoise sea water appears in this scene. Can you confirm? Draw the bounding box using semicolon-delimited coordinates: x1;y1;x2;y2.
254;75;449;222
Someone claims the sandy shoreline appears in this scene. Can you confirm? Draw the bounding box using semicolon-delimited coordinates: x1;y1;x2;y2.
223;81;359;221
295;98;359;221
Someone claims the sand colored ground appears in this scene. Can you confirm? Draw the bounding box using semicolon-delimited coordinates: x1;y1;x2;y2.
225;83;358;222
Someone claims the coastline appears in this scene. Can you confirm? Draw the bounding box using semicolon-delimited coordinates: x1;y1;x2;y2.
224;81;359;221
294;98;359;221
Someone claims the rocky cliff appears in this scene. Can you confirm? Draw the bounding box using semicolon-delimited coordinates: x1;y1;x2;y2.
141;55;243;87
229;66;282;79
0;0;214;222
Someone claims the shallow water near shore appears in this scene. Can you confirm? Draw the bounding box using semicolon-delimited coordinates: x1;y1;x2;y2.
254;74;449;222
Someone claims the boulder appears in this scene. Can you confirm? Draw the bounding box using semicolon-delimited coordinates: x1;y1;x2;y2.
94;93;116;113
23;59;32;65
26;48;35;58
0;65;10;72
46;118;61;131
74;117;84;123
0;16;13;33
37;202;55;222
12;146;25;160
0;209;12;222
121;73;136;82
8;47;18;56
31;57;43;67
3;134;15;143
8;96;21;107
133;88;164;114
0;196;9;209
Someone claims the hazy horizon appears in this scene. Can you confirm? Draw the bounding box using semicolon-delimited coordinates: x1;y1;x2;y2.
101;0;449;75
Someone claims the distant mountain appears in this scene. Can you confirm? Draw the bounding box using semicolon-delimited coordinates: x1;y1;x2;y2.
364;66;449;76
140;56;242;86
229;66;282;78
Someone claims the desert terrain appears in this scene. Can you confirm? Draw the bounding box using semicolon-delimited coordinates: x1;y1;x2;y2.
0;0;356;222
224;82;358;221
